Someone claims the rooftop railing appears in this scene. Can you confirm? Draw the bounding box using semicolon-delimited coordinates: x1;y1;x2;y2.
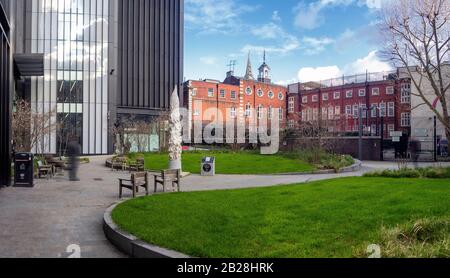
296;70;401;91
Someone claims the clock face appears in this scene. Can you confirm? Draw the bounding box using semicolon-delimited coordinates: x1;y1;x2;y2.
203;164;212;172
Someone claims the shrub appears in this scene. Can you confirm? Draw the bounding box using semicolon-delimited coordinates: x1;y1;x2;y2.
364;167;450;179
286;149;354;171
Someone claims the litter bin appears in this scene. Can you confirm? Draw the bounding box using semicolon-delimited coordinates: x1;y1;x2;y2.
201;157;215;176
14;153;34;187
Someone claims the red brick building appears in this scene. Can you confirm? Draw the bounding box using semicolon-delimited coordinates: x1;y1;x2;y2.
184;53;288;140
287;70;412;138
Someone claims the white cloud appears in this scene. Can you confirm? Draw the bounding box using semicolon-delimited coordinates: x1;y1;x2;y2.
185;0;258;34
334;28;357;53
244;22;300;55
343;50;392;73
297;66;343;82
285;50;392;84
302;36;335;55
293;0;388;30
293;2;325;30
358;0;390;9
251;23;284;40
241;40;300;55
272;11;282;22
200;56;218;65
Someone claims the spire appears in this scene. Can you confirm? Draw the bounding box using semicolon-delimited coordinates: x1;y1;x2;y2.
263;50;266;64
244;52;254;80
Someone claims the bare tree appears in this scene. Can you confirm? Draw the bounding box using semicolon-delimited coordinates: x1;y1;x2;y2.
153;111;170;152
110;116;135;156
379;0;450;140
12;99;58;154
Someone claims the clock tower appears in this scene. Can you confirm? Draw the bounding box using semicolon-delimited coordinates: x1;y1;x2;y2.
258;50;271;84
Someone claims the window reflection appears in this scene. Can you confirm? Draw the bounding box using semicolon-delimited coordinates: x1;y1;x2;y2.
31;0;110;155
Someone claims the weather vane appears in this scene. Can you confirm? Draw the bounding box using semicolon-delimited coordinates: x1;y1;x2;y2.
227;60;237;72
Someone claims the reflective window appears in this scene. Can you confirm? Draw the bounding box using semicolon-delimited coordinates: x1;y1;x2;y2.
30;0;110;155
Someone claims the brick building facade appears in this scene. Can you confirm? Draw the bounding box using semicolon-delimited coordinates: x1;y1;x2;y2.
183;53;288;142
287;70;412;138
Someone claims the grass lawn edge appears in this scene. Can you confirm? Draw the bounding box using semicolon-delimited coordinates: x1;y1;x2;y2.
111;176;450;258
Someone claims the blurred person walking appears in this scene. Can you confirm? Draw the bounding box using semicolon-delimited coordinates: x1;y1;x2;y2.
409;140;420;169
67;136;81;181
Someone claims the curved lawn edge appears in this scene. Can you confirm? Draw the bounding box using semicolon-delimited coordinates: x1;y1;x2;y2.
105;158;362;176
106;178;450;258
103;202;191;258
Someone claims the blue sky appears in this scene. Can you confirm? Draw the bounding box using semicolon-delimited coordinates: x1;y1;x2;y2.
184;0;393;85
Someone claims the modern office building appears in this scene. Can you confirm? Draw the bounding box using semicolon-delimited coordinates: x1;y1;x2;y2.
0;0;12;186
7;0;183;156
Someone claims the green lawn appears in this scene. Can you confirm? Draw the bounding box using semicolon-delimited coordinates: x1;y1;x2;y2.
112;177;450;258
132;151;317;174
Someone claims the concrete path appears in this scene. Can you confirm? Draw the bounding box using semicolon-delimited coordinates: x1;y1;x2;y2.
0;156;449;258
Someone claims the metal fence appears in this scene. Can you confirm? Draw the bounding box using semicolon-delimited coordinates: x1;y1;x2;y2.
383;116;449;162
298;71;399;91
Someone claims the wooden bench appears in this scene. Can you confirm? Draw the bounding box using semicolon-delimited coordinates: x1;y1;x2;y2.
119;172;149;199
47;157;65;174
111;157;127;171
37;160;54;179
129;158;145;172
153;169;181;193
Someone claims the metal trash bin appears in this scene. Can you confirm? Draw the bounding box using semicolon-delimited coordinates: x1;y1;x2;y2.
14;153;34;187
201;157;215;176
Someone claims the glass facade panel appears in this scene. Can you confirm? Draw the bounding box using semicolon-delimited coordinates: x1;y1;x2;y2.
30;0;109;155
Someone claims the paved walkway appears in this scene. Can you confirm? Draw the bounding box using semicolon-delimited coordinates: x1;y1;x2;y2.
0;157;449;258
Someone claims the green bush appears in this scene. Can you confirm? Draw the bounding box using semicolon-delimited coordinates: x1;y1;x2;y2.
365;167;450;179
320;154;355;171
293;149;354;171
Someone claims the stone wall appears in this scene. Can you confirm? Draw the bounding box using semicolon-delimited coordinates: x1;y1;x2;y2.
284;137;383;161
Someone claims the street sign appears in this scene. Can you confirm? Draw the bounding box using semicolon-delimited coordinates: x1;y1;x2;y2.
390;131;403;137
392;137;401;142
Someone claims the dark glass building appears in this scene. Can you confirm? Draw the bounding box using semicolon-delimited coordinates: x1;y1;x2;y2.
0;0;12;186
5;0;183;157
